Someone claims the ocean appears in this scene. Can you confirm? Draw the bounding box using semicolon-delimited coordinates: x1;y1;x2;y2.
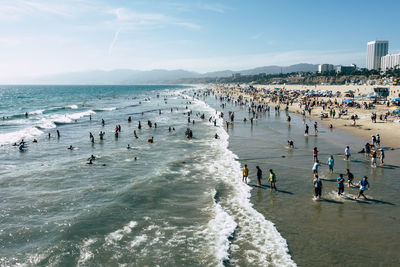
0;85;294;266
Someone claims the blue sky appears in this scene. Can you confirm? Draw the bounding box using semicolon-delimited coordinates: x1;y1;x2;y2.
0;0;399;80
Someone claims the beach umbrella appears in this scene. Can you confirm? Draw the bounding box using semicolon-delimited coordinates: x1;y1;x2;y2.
390;106;399;110
391;97;400;102
344;99;354;104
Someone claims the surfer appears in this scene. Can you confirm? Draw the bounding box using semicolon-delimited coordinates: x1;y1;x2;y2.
67;145;74;150
214;133;219;139
147;136;154;143
242;164;249;183
57;130;60;138
101;119;105;126
138;121;142;129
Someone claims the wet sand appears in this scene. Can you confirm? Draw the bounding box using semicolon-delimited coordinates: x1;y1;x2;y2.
207;98;400;266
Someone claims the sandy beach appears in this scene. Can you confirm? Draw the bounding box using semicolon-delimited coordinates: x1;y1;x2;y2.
212;84;400;156
203;90;400;266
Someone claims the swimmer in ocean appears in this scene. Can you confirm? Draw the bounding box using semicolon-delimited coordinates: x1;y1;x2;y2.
127;144;131;149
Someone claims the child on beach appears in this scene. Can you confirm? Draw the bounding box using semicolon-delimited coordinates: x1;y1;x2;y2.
356;176;370;200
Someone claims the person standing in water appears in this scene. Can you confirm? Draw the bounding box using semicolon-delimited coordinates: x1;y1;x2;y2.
337;174;345;196
256;166;262;186
344;146;351;161
305;124;309;135
356;176;370;199
242;164;249;183
313;174;322;199
269;169;277;191
313;147;319;162
346;169;354;187
327;155;334;173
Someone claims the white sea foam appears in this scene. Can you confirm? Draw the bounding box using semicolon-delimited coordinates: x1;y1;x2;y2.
0;126;43;145
130;234;148;247
69;104;79;109
207;189;237;266
37;110;95;129
31;109;44;115
190;96;296;266
77;238;96;266
95;107;116;111
105;221;137;245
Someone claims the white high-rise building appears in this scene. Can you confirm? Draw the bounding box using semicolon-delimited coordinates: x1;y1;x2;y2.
318;64;334;73
381;54;400;72
366;40;389;70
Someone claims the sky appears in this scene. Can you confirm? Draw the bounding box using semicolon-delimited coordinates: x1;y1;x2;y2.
0;0;399;80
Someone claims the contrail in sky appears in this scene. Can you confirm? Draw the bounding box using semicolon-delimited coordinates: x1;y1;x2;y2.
108;29;121;54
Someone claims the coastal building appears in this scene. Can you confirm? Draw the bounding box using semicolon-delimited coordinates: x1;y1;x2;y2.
366;40;389;70
337;64;357;74
318;64;334;73
381;54;400;72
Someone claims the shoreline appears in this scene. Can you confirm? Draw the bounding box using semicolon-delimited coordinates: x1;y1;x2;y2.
203;89;400;266
210;83;400;164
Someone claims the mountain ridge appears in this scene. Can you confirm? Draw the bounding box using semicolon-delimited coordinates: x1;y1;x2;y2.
11;63;319;84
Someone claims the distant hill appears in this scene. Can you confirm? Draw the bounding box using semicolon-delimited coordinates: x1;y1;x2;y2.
14;63;320;84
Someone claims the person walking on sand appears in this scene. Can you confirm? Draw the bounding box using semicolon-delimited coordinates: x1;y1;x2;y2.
356;176;370;200
242;164;249;183
269;169;277;191
344;146;351;161
256;166;262;186
327;155;334;173
337;174;345;196
313;174;322;199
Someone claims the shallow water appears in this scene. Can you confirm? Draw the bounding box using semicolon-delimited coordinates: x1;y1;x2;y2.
204;94;400;266
0;85;294;266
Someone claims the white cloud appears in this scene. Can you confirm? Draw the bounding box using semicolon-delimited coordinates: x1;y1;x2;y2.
198;3;229;13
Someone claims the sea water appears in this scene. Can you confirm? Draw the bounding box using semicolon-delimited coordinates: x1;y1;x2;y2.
0;85;294;266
